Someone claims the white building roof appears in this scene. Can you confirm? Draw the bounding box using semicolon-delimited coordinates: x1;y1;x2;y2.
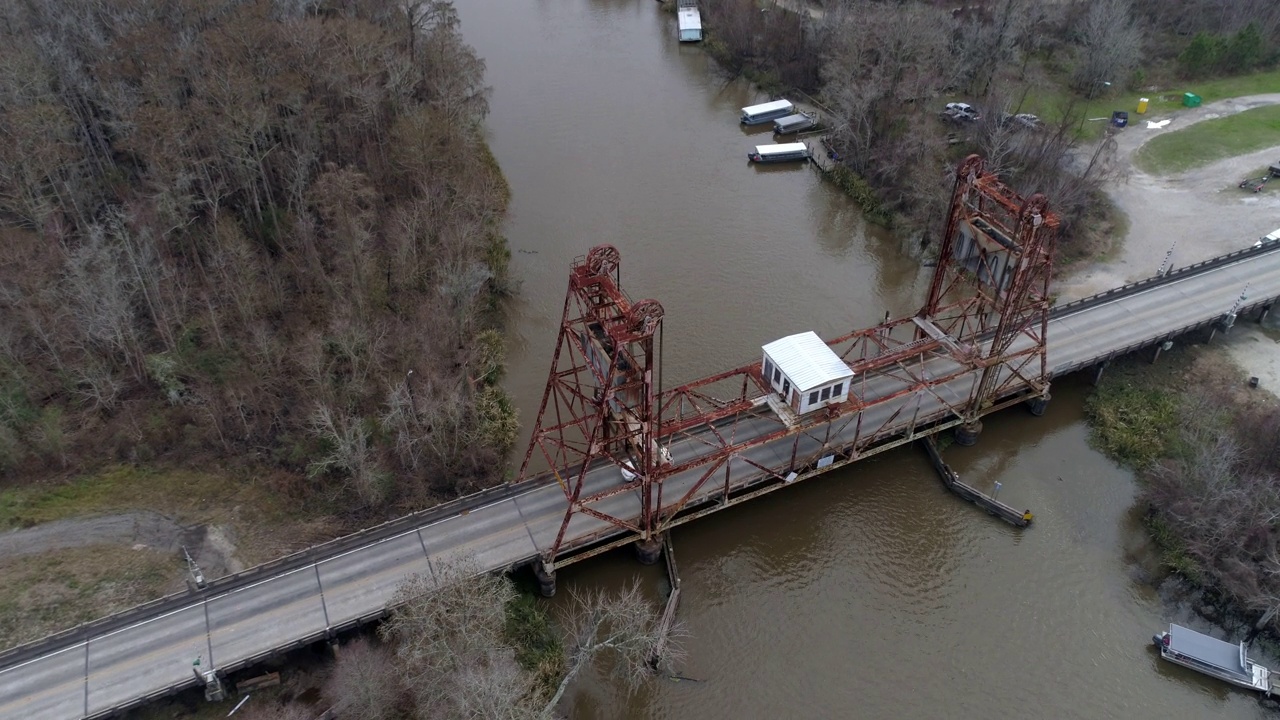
754;143;808;155
742;99;793;116
762;331;854;392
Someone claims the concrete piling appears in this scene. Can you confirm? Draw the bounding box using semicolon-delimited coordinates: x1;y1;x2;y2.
635;536;663;565
534;560;557;598
953;420;983;446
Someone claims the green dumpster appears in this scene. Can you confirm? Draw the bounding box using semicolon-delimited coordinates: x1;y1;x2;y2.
1183;92;1202;108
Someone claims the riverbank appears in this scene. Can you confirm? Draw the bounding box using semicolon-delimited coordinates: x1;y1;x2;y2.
1085;334;1280;638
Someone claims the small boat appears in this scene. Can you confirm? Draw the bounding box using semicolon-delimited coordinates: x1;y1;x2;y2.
1153;624;1272;694
747;142;811;164
741;99;795;126
773;112;817;135
676;7;702;42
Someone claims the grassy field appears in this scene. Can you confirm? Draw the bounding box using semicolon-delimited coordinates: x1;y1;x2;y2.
1143;68;1280;114
0;463;336;567
0;465;279;530
0;544;181;649
1012;67;1280;141
1133;104;1280;174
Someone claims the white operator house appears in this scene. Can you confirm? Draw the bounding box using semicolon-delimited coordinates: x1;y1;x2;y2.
761;331;855;415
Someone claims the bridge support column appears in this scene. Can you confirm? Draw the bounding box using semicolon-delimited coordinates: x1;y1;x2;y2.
534;560;557;598
1026;395;1050;417
953;420;983;447
1091;360;1109;387
635;536;663;566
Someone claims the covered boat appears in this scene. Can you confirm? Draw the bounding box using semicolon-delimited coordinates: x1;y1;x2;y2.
1153;624;1271;694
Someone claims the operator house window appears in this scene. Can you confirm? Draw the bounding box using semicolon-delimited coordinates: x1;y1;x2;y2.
809;391;819;405
773;368;782;386
832;382;843;397
764;359;774;381
821;387;831;401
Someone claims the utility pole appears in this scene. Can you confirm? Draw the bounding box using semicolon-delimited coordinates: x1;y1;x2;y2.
1157;241;1176;277
183;546;206;590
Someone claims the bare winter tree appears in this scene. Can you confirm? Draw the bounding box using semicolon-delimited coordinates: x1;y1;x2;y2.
955;0;1031;97
370;559;686;719
380;557;538;720
307;403;390;506
323;637;404;720
1071;0;1144;94
542;580;688;716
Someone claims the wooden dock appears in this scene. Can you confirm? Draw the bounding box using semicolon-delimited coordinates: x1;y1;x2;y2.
920;437;1033;528
650;532;682;669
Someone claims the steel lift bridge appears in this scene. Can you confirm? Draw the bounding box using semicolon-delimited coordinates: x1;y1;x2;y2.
520;155;1057;588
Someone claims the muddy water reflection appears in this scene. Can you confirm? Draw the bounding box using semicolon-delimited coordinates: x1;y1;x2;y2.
452;0;1268;717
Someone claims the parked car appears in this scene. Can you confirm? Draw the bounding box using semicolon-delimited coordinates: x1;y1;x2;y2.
941;102;980;122
998;112;1042;130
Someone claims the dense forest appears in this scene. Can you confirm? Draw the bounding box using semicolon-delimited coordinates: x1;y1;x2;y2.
702;0;1280;251
0;0;516;510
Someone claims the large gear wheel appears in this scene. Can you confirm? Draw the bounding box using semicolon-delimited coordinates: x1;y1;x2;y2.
585;244;621;277
628;298;664;335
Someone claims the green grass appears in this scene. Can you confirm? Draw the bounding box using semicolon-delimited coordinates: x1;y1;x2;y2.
1009;66;1280;141
0;545;180;648
1084;359;1183;469
504;583;565;698
1133;104;1280;174
0;465;262;530
1143;68;1280;114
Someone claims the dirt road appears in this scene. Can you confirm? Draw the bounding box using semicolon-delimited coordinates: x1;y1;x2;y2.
1052;93;1280;390
1055;93;1280;302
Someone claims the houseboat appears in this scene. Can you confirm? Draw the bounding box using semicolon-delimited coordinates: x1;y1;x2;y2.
747;143;811;164
740;99;795;125
773;112;817;135
676;7;702;42
1153;624;1272;694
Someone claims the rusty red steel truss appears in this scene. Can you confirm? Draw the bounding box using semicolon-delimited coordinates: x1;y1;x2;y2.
518;155;1059;567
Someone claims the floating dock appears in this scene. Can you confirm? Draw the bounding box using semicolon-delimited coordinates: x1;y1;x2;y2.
921;436;1032;527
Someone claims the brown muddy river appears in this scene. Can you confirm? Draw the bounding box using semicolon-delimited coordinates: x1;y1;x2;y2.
452;0;1270;717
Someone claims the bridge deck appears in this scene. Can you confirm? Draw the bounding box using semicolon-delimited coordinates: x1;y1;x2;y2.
3;241;1280;720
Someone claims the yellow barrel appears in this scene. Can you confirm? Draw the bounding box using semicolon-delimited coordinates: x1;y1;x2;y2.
1137;97;1149;114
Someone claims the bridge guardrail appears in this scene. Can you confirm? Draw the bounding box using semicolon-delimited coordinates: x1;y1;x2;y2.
1052;295;1279;378
1052;239;1280;320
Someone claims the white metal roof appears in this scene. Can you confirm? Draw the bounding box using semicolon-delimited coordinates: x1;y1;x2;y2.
677;8;701;30
754;143;808;155
762;331;854;392
742;99;793;116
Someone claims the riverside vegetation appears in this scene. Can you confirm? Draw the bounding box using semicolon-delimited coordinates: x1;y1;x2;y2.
1085;348;1280;633
0;0;517;517
701;0;1279;258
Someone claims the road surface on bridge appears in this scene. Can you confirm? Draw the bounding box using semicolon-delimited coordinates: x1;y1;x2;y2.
3;241;1279;720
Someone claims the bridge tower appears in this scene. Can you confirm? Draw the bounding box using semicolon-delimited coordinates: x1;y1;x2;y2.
921;154;1059;440
518;245;668;585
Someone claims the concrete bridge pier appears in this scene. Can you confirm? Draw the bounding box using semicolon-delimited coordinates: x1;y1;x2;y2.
635;536;664;565
534;560;557;598
953;420;983;446
1150;340;1173;364
1026;394;1050;417
1260;303;1273;323
1091;360;1109;386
